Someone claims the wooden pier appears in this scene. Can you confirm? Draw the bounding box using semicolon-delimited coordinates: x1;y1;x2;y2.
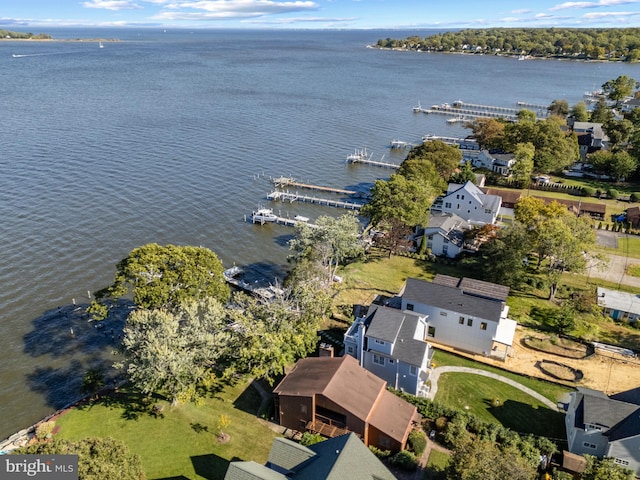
272;177;357;196
267;191;362;210
345;155;400;169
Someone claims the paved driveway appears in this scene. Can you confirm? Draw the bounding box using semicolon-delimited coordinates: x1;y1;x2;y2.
589;231;640;288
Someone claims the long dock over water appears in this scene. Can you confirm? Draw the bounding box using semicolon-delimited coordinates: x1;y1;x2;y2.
272;177;357;196
267;191;362;209
414;99;549;121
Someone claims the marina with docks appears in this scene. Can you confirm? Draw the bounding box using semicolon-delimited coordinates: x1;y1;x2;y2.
413;99;550;121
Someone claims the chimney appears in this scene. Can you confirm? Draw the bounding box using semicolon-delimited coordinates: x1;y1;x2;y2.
319;343;334;357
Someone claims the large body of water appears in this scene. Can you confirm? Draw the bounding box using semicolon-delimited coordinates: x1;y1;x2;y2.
1;28;639;439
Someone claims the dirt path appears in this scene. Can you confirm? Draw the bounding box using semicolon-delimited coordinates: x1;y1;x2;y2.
431;327;640;396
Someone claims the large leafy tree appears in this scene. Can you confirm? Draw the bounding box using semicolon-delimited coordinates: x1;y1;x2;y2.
227;291;321;384
467;117;506;150
116;297;231;403
445;438;536;480
583;455;635;480
288;213;364;286
89;244;230;319
361;174;435;228
510;142;535;187
602;75;637;108
16;437;145;480
402;140;462;181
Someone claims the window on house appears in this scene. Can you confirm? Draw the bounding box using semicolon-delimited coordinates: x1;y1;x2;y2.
443;245;448;254
373;354;385;366
614;458;630;466
456;194;459;199
389;359;394;364
440;311;447;316
445;202;451;208
347;345;354;354
410;365;417;376
461;195;465;200
485;208;492;214
374;339;385;345
428;326;436;337
407;303;414;311
583;442;597;449
467;318;473;327
480;322;487;330
456;204;460;210
443;238;449;243
459;317;465;325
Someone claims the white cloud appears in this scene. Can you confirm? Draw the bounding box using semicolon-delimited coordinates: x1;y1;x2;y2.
151;0;318;21
582;9;640;16
82;0;143;10
550;0;640;11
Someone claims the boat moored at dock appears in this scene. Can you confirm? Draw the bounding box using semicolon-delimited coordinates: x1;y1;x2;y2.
251;208;278;224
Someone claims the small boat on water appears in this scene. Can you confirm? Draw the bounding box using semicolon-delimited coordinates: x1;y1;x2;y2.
390;140;408;149
251;207;278;223
412;101;422;113
346;147;372;163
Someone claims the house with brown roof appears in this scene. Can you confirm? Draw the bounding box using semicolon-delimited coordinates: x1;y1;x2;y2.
272;355;421;453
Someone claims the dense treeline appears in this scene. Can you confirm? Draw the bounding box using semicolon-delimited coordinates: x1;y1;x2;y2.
0;29;51;40
376;28;640;62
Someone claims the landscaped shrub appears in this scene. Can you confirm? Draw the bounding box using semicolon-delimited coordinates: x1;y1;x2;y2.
631;192;639;202
408;429;427;457
368;445;391;459
389;450;418;471
435;416;448;431
35;421;55;441
300;432;324;446
608;188;619;199
581;186;595;197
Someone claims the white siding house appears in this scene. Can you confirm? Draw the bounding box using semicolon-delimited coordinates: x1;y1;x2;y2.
344;306;434;398
420;213;471;258
597;287;640;323
398;275;516;359
439;181;502;225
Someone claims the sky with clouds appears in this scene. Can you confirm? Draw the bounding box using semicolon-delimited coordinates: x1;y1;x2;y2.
2;0;640;30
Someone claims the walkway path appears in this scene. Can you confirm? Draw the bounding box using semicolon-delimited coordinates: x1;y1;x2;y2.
426;366;558;410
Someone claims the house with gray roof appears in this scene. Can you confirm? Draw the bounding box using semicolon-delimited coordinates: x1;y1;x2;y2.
597;286;640;323
344;305;434;397
565;387;640;476
398;275;516;359
419;212;471;258
224;433;396;480
437;181;502;225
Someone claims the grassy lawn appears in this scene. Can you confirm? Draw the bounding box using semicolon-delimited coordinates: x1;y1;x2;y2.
434;372;566;440
424;449;450;480
432;350;572;404
53;379;278;480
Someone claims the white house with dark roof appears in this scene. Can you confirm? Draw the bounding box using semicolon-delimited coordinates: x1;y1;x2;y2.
420;213;471;258
565;387;640;476
437;181;502;225
469;150;517;175
344;305;434;397
398;275;516;359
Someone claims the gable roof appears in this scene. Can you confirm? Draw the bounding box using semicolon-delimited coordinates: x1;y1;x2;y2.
433;274;510;302
402;277;505;321
225;434;396;480
364;305;430;367
572;388;640;440
273;356;386;423
597;286;640;316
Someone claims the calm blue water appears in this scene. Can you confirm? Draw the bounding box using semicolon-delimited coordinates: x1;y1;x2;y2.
1;27;639;439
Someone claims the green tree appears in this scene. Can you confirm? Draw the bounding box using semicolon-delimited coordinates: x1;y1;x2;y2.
445;438;536;480
288;213;364;285
510;142;535;187
590;97;614;124
583;455;635;480
360;174;435;227
548;99;570;117
609;150;638;182
450;161;476;185
403;140;463;181
116;297;231;403
373;217;413;257
89;244;230;319
226;291;320;384
468;117;506;150
570;101;589;122
16;437;146;480
604;118;634;151
602;75;637;107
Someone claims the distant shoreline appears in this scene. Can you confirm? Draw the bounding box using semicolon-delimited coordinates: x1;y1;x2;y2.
1;38;121;43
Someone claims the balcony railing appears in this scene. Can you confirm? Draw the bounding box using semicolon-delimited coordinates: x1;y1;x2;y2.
306;415;351;439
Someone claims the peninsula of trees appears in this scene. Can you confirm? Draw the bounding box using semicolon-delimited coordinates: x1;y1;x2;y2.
375;28;640;62
0;29;51;40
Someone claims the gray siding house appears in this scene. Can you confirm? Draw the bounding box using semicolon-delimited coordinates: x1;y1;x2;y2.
344;305;434;397
565;387;640;476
